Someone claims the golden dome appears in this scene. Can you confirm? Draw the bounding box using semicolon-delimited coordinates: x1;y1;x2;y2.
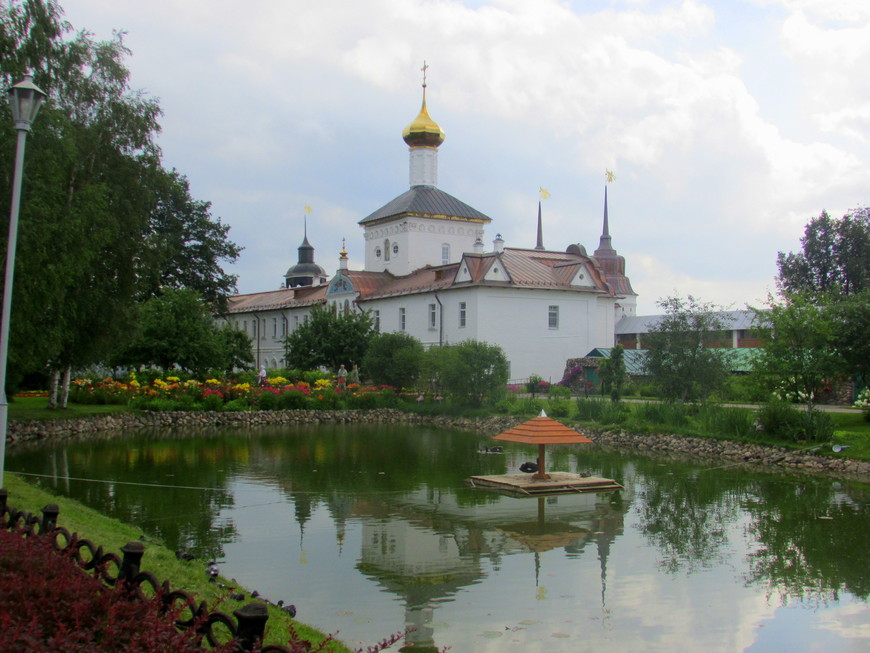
402;86;445;148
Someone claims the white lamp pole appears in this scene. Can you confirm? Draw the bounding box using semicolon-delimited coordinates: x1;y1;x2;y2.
0;72;46;488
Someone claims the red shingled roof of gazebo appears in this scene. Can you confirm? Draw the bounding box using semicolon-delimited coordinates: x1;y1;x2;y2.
492;412;593;445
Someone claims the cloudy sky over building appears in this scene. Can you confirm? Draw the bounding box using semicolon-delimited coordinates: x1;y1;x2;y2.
59;0;869;314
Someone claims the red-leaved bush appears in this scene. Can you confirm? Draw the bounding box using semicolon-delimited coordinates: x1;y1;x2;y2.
0;528;227;652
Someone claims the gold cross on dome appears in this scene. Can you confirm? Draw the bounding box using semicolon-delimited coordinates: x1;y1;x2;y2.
421;60;429;87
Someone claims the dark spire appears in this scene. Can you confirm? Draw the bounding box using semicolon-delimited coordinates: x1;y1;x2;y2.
285;214;326;288
594;185;616;257
535;201;545;250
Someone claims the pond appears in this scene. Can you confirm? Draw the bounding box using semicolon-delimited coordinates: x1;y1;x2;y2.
7;423;870;652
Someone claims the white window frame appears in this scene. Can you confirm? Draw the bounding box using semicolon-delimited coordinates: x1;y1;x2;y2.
548;305;559;329
428;303;437;330
459;302;467;328
399;307;406;331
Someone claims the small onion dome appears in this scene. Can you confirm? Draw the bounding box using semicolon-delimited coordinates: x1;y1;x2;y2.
402;88;445;148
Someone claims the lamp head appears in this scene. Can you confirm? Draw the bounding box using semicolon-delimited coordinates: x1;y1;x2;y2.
8;72;46;131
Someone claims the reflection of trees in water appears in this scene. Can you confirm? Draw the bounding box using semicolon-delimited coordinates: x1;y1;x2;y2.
21;433;240;561
743;480;870;602
632;459;743;573
629;451;870;603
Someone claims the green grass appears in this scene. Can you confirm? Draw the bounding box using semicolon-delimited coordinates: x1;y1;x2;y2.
3;474;353;653
9;396;131;421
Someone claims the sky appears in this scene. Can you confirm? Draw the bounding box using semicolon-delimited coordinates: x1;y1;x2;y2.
56;0;870;315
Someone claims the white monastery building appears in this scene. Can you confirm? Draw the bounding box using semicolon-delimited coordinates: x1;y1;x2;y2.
225;81;637;381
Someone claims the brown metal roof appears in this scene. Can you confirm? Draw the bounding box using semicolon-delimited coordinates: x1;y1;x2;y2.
227;285;326;313
357;265;458;300
493;413;593;445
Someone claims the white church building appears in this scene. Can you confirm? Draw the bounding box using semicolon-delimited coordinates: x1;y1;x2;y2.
225;81;637;382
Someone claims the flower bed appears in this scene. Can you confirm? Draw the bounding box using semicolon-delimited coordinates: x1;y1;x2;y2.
69;376;403;413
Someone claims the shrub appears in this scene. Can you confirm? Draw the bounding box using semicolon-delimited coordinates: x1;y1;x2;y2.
0;529;217;652
199;392;225;412
548;398;570;418
548;385;572;400
494;398;514;414
512;397;543;415
255;389;279;410
223;398;251;412
276;389;311;410
137;398;184;412
757;400;807;441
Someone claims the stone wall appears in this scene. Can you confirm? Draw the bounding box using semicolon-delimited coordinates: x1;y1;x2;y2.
8;410;869;481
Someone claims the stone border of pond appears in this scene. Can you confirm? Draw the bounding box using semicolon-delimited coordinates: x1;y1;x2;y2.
8;408;870;481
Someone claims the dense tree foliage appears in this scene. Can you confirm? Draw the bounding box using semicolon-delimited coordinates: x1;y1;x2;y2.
777;208;870;299
751;294;844;413
598;344;626;402
115;289;251;376
642;296;731;402
363;331;424;389
283;304;373;372
425;340;509;405
141;169;242;309
828;290;870;385
0;1;241;389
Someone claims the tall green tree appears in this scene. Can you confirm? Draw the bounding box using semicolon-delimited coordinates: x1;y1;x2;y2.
751;294;844;414
1;0;161;382
116;288;249;376
642;296;731;402
777;208;870;299
363;331;424;389
283;304;373;371
425;340;509;405
142;169;242;309
0;1;240;389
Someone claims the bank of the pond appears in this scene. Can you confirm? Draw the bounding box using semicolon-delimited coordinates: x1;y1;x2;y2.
8;408;870;481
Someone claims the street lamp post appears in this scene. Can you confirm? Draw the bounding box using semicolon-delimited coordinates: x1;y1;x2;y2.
0;72;46;488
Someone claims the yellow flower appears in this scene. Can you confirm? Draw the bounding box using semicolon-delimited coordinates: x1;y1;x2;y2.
205;378;221;385
166;376;180;383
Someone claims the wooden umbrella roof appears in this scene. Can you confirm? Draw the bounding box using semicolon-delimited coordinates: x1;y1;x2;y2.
492;411;593;445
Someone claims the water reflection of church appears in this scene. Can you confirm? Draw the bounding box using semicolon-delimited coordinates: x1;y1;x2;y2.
349;487;625;651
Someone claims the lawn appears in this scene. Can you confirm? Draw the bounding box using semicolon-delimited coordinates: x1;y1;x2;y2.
9;395;130;421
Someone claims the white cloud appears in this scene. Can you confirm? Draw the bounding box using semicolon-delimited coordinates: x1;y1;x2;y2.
57;0;870;310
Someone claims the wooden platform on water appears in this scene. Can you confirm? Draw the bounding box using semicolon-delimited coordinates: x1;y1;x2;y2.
467;472;623;496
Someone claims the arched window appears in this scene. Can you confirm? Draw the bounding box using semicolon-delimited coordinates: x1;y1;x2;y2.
441;244;450;265
384;239;390;261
